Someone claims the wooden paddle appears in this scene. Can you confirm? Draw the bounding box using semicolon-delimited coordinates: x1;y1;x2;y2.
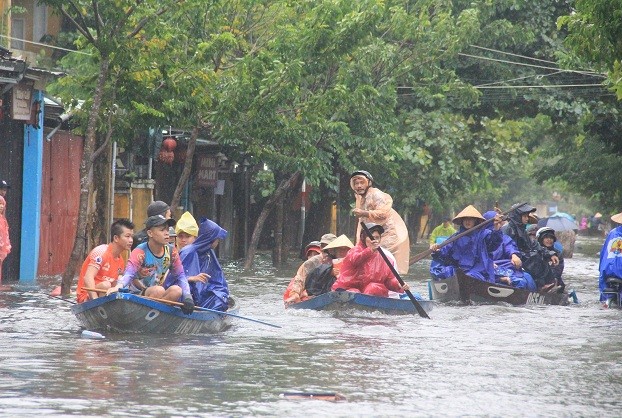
279;392;346;401
360;222;430;319
408;203;525;265
83;287;282;328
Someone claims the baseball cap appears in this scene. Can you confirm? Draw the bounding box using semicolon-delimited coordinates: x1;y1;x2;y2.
0;180;10;189
320;233;337;246
145;215;176;230
147;200;170;217
168;226;177;237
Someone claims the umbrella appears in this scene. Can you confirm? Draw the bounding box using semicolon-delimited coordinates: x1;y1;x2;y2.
537;215;579;232
550;212;575;222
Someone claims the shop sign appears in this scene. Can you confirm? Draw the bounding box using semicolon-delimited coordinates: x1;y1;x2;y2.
10;82;33;121
196;155;217;187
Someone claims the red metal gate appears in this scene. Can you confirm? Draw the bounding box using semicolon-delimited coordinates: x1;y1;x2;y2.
38;131;83;276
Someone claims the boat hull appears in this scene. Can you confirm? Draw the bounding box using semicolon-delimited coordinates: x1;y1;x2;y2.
287;290;434;315
429;270;569;306
71;292;237;334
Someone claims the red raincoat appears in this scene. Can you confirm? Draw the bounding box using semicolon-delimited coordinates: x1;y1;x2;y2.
331;241;403;297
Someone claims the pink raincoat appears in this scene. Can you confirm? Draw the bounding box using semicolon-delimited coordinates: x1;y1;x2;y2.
331;241;403;297
352;185;410;274
0;196;11;281
0;196;10;261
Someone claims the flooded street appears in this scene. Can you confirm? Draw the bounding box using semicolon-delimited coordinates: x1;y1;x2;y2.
1;235;621;416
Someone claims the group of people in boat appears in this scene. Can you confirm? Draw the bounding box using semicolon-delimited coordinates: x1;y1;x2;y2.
430;203;565;292
75;200;230;315
283;170;572;306
284;170;417;305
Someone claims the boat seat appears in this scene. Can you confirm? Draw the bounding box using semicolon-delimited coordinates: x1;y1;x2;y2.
605;277;622;286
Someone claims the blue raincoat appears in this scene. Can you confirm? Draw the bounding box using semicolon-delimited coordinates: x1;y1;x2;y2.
598;226;622;301
180;218;229;311
483;211;536;291
432;222;502;283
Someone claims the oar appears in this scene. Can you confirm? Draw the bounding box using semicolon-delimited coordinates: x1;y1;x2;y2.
280;392;346;401
360;222;430;319
83;287;281;329
408;203;525;265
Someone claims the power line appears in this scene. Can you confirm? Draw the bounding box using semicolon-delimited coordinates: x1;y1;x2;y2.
467;44;605;77
0;34;91;56
458;52;606;77
475;84;605;89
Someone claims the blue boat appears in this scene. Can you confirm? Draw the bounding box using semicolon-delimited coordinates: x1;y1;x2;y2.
71;292;238;334
287;290;435;315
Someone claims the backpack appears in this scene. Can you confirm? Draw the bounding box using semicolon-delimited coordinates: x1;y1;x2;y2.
305;264;335;296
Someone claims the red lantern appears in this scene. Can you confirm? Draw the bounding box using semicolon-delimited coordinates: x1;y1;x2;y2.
162;137;177;151
158;149;175;165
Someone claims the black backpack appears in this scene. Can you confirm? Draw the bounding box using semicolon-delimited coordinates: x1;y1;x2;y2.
305;264;335;296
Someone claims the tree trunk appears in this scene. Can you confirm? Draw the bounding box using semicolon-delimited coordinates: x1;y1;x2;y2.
243;171;301;270
170;125;198;211
61;57;110;295
272;193;284;266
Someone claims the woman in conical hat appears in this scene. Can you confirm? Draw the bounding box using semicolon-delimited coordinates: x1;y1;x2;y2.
452;205;485;225
430;205;503;283
304;234;355;297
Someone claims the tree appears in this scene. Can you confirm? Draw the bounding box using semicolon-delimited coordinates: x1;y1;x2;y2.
42;0;184;295
208;0;487;267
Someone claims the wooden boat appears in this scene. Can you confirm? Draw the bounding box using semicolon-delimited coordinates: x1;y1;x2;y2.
71;291;238;334
287;290;435;315
429;269;570;306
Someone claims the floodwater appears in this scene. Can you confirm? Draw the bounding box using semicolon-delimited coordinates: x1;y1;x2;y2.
0;235;621;417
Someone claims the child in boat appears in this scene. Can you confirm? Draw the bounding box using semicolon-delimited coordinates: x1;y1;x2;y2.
283;233;337;305
331;223;410;297
430;205;503;283
0;196;11;282
175;211;199;251
536;227;565;291
502;203;559;290
108;215;195;314
179;218;229;311
482;210;537;291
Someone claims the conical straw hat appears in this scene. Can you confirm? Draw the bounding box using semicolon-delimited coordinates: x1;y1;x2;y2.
175;211;199;236
453;205;484;223
323;234;355;250
611;212;622;224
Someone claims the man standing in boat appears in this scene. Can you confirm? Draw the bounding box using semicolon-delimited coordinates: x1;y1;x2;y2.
76;219;135;303
349;170;410;274
108;215;195;315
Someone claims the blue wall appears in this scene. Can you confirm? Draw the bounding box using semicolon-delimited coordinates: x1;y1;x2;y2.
19;90;44;282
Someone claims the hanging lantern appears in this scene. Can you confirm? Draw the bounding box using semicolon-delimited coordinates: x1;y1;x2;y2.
162;136;177;151
158;149;175;165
